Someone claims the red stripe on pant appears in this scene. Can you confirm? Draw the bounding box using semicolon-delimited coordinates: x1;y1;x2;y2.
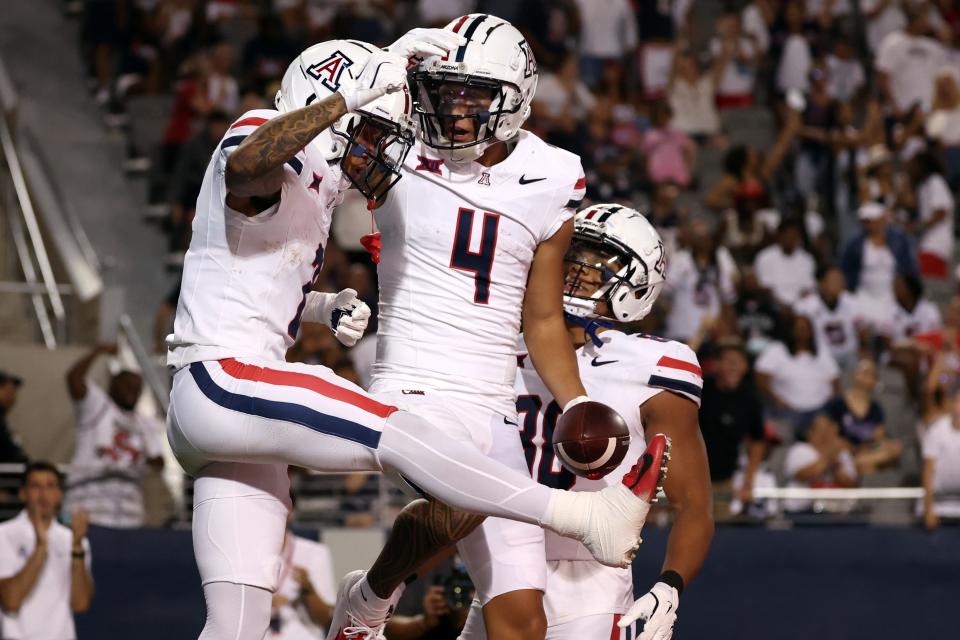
218;358;396;418
611;614;622;640
919;251;949;278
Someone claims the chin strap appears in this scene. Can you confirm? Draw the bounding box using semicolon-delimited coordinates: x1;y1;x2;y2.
361;199;382;264
563;312;613;348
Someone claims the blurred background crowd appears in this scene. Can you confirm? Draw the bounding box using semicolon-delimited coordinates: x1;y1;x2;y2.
2;0;960;636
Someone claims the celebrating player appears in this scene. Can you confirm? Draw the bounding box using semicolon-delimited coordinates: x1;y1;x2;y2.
327;15;667;640
504;204;714;639
165;38;661;640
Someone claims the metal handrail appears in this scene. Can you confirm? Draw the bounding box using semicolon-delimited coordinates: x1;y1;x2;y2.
0;114;65;341
119;314;169;413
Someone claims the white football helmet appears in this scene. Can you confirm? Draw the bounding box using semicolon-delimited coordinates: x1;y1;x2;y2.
276;39;415;200
564;204;667;323
410;14;538;163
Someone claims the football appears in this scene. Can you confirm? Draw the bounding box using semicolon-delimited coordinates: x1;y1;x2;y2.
552;401;631;479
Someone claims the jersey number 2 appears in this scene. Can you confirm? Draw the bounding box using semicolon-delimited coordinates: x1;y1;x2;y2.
450;208;499;304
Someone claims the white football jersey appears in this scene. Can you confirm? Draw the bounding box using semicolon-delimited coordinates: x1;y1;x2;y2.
890;299;943;342
167;109;341;369
370;131;585;416
793;292;861;358
515;330;702;618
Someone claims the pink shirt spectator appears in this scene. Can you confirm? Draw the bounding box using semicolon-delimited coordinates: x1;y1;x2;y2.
641;127;695;187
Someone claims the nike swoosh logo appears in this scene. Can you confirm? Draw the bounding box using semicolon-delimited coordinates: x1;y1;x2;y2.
503;417;518;426
591;357;618;367
359;585;368;602
518;175;547;185
626;453;654;491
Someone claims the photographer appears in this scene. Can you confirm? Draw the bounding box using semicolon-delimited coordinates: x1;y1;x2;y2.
385;556;473;640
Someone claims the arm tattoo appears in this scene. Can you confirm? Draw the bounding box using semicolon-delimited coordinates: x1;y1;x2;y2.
366;499;484;599
225;93;348;187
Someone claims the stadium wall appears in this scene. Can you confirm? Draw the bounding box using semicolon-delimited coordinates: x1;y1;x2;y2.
75;525;957;639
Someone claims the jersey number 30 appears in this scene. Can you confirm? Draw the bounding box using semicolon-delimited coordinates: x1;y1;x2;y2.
450;207;499;304
517;394;576;490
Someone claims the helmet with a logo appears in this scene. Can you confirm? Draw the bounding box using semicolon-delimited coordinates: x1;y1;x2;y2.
276;40;415;200
564;204;666;323
410;14;538;164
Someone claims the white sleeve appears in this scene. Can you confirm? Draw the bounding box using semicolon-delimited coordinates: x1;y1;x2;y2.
785;443;819;479
927;176;955;212
0;528;15;577
874;35;898;73
837;450;858;480
717;247;739;303
921;423;944;461
645;342;704;406
753;251;774;288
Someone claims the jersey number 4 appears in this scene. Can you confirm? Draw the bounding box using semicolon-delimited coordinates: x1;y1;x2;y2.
449;208;499;304
517;394;576;490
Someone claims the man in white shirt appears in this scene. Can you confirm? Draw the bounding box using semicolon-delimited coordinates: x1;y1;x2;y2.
922;391;960;528
710;11;760;108
0;462;94;640
783;415;857;512
875;6;946;116
572;0;637;87
908;152;956;279
63;345;165;528
754;219;816;306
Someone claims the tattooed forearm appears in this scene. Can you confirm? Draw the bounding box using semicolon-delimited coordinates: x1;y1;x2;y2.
366;499;485;599
225;93;347;189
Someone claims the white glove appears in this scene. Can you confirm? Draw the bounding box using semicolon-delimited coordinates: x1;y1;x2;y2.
302;289;371;347
338;50;408;112
619;582;679;640
387;28;466;65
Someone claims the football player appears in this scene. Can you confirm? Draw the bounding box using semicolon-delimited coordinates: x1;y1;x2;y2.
165;38;659;640
326;15;666;640
504;204;714;639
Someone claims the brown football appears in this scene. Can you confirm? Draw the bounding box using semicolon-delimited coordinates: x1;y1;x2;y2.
552;401;631;479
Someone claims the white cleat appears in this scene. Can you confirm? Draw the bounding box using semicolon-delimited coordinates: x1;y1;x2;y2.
325;570;386;640
557;434;672;568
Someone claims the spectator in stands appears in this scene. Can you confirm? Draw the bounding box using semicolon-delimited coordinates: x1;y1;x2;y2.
876;4;946;117
270;500;337;638
735;268;783;356
825;358;903;475
755;314;841;435
858;144;898;210
824;39;865;103
63;345;165;529
841;203;918;335
884;273;943;399
922;388;960;528
649;182;688;257
775;2;813;96
741;0;774;56
862;0;907;54
783;414;858;512
166;110;232;264
242;14;302;95
710;11;760;110
572;0;637;91
513;0;580;71
667;47;722;145
794;265;863;372
754;219;817;307
796;63;837;202
905;151;955;280
0;371;27;464
0;462;94;638
664;218;738;344
923;297;960;421
926;69;960;187
699;339;766;519
640;101;696;188
531;53;596;158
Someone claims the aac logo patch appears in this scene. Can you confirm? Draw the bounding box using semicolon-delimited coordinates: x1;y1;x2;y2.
306;51;354;92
